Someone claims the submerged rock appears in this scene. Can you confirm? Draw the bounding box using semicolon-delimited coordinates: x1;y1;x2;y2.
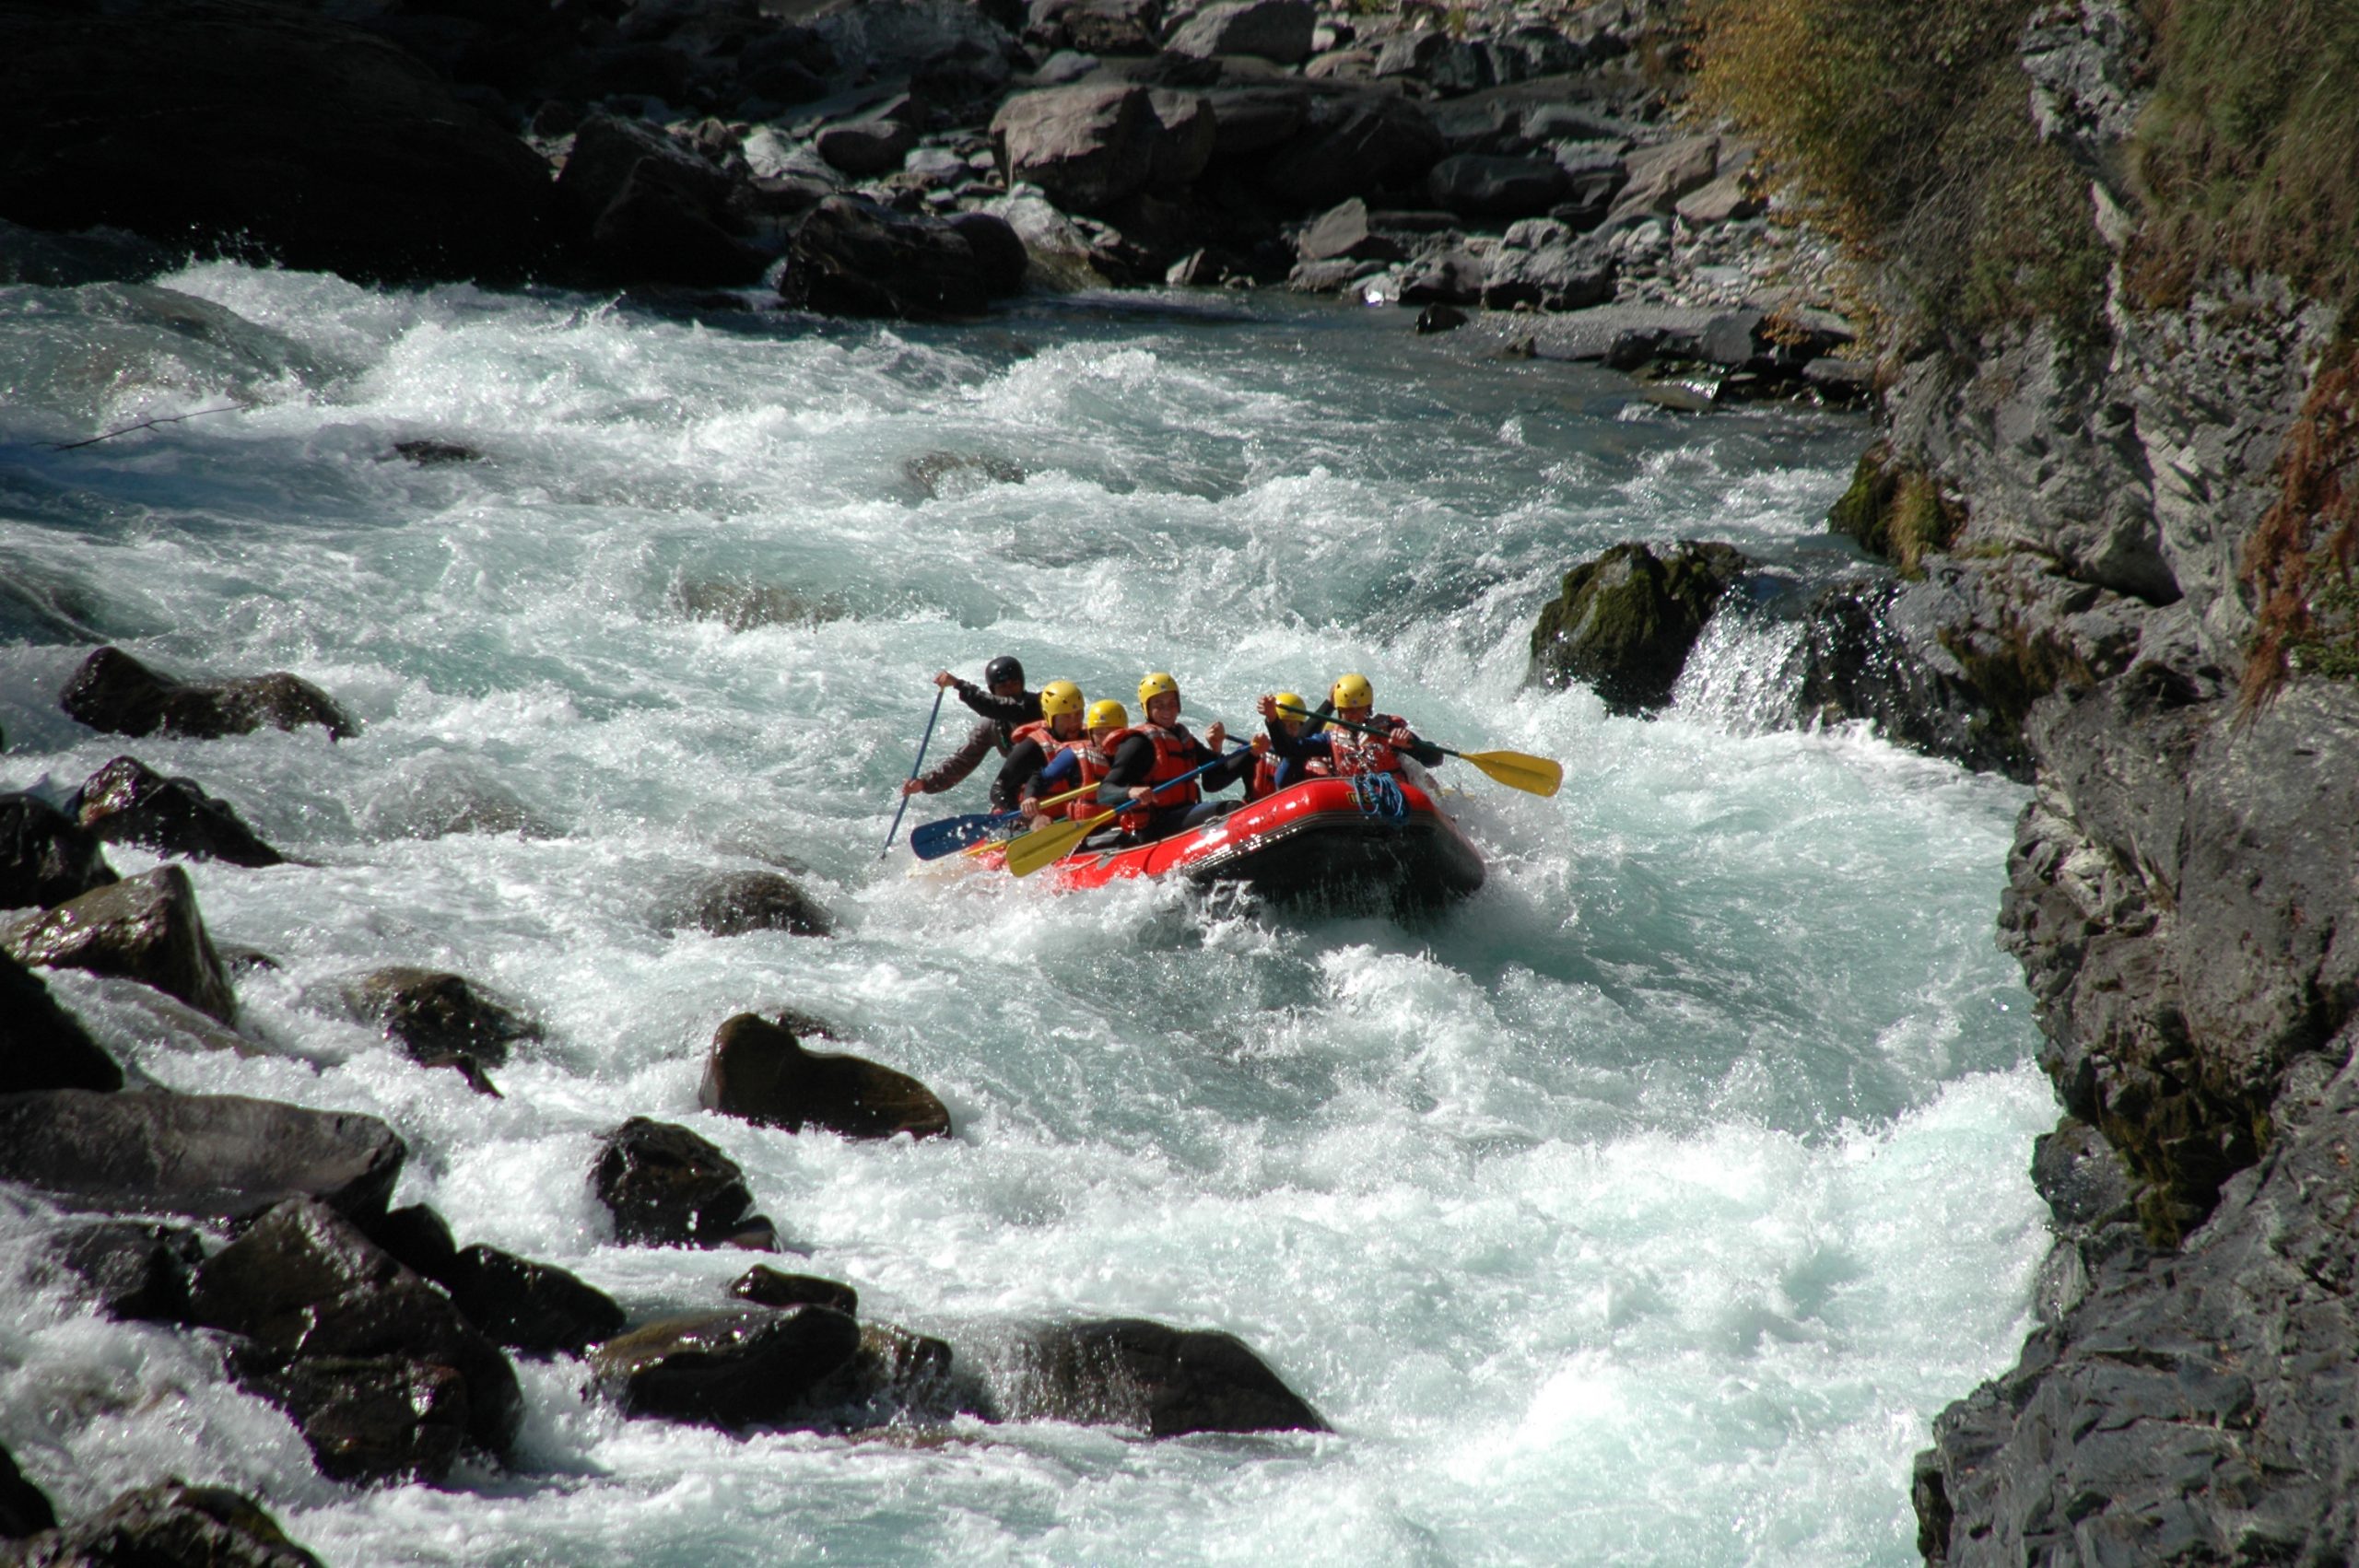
677;871;834;938
0;792;119;911
59;646;357;742
0;949;122;1094
41;1220;205;1323
591;1117;760;1247
6;1480;322;1568
590;1307;863;1431
68;755;286;867
1526;540;1753;712
698;1012;952;1141
999;1318;1327;1436
730;1266;859;1316
5;864;238;1024
0;1089;405;1224
336;966;538;1072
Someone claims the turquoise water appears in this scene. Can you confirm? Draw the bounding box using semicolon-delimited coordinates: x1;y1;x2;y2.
0;266;2048;1566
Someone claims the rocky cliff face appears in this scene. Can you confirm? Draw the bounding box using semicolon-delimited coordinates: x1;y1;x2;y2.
1844;4;2359;1562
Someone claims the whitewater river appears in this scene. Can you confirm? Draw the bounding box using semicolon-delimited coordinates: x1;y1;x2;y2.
0;265;2050;1566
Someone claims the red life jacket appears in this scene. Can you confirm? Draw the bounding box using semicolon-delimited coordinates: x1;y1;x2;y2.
1043;736;1113;819
1328;713;1412;777
1109;723;1203;807
1248;750;1282;802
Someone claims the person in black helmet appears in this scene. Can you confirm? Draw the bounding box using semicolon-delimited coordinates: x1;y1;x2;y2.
899;655;1043;809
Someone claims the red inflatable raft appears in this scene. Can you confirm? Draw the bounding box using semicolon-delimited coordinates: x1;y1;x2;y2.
977;769;1485;912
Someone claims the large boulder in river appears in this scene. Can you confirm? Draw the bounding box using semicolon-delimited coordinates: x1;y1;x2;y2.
0;793;118;910
336;966;538;1071
5;864;238;1024
555;113;764;287
590;1306;863;1431
41;1220;205;1323
1000;1319;1328;1436
0;950;122;1094
60;646;357;742
0;1090;405;1224
780;196;997;322
191;1198;522;1477
679;870;834;937
67;756;285;867
1526;541;1754;713
357;1203;624;1356
0;0;556;285
592;1117;762;1248
1165;0;1314;64
6;1480;322;1568
698;1012;952;1141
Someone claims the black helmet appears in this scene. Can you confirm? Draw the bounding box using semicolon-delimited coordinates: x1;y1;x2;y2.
984;655;1025;690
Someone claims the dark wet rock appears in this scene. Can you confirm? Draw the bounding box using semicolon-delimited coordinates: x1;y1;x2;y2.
1165;0;1314;64
592;1117;757;1248
41;1220;205;1323
0;792;119;911
556;113;731;226
1526;541;1753;714
0;218;174;288
0;949;121;1094
593;161;769;287
67;756;285;868
1001;1318;1327;1436
679;870;834;938
5;864;237;1024
1258;96;1445;213
336;966;538;1072
946;210;1031;297
190;1197;522;1466
731;1266;859;1316
1425;154;1569;221
589;1306;863;1431
7;1480;322;1568
0;1089;405;1225
992;83;1159;214
0;2;556;286
0;1443;54;1539
359;1203;461;1284
670;578;850;630
1415;303;1468;334
780;196;997;321
441;1245;627;1357
816;114;921;179
1294;197;1406;265
234;1353;471;1486
60;646;357;743
813;1321;967;1420
1203;86;1307;158
698;1012;952;1141
390;439;481;465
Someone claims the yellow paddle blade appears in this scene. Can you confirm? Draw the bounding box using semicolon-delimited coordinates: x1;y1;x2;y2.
1461;748;1564;797
1005;810;1117;878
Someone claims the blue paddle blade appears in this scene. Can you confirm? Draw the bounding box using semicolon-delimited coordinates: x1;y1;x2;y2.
909;812;1014;860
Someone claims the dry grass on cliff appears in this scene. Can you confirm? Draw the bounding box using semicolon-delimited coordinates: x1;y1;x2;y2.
2241;345;2359;710
2130;0;2359;315
1687;0;2106;348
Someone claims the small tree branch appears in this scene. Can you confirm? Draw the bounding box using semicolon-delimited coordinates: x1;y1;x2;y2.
50;403;251;451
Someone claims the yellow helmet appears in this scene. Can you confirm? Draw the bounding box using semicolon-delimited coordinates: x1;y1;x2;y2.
1138;671;1180;706
1272;691;1308;720
1039;679;1085;720
1332;672;1374;709
1086;698;1128;731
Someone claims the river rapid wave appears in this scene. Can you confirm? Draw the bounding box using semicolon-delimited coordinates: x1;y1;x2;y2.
0;265;2048;1566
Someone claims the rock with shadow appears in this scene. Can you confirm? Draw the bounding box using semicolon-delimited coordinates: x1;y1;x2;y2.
0;1089;405;1225
0;949;123;1094
60;647;357;743
675;871;834;938
997;1318;1328;1436
1525;539;1754;713
731;1265;858;1316
40;1220;206;1324
5;1480;322;1568
591;1117;768;1249
779;195;1004;322
4;864;239;1024
589;1307;864;1430
66;756;285;867
0;1442;54;1541
334;966;538;1093
0;793;118;910
189;1197;523;1479
359;1199;626;1357
698;1012;952;1141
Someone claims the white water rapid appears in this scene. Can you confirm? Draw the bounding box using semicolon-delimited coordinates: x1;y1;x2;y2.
0;265;2050;1566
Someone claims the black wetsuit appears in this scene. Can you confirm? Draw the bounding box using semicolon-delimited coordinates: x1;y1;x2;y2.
1094;726;1252;840
912;681;1042;805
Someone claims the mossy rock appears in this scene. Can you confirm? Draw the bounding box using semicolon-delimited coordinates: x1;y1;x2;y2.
1526;540;1754;713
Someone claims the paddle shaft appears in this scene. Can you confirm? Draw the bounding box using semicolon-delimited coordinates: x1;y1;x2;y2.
879;684;948;857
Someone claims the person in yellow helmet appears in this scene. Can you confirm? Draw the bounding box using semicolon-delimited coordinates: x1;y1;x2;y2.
1094;671;1254;840
1021;696;1128;826
990;678;1086;815
1259;672;1443;778
1245;690;1321;801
